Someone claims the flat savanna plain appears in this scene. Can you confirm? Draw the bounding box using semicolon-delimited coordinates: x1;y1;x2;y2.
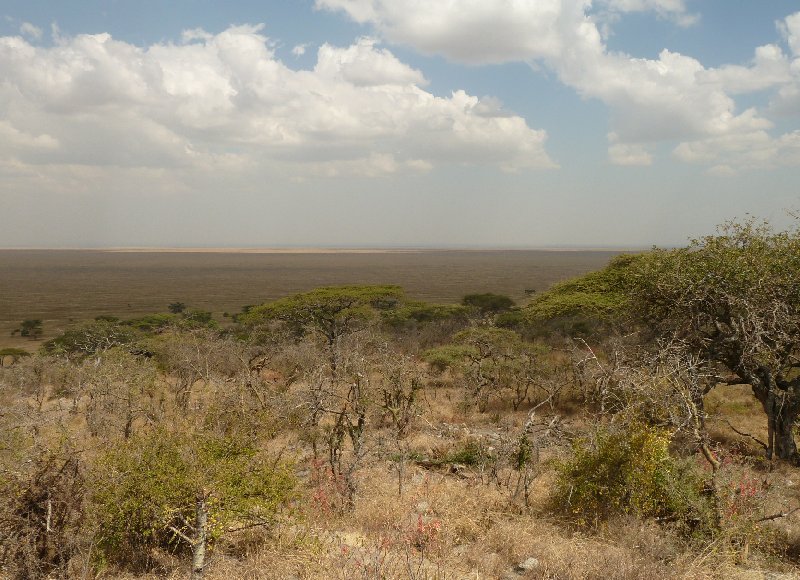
0;249;620;348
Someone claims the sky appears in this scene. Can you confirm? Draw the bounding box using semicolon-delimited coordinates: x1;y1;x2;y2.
1;1;799;248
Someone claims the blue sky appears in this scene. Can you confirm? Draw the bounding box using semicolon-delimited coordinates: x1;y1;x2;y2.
1;1;799;247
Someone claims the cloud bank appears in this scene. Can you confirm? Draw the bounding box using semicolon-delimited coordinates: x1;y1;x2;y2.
0;25;555;196
317;0;800;171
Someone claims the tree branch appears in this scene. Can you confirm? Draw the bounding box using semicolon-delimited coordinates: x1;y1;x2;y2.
756;507;800;523
722;418;768;450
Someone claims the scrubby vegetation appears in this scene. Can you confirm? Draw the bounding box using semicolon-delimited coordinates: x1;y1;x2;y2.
2;219;800;578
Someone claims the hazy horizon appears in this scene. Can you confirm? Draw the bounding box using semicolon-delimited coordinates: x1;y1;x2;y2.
0;244;652;251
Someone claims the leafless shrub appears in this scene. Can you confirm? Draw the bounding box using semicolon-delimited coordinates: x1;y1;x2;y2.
0;446;88;580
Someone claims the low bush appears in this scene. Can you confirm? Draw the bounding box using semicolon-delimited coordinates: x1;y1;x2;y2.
91;429;296;572
553;423;713;531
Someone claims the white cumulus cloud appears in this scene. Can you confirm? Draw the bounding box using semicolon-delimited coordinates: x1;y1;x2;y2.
0;24;555;193
317;1;800;170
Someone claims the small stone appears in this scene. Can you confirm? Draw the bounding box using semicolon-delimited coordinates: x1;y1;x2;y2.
515;557;540;573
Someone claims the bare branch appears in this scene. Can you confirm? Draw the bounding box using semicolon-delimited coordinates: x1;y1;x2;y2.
721;418;768;450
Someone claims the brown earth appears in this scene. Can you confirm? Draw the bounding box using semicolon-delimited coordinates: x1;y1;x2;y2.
0;249;622;348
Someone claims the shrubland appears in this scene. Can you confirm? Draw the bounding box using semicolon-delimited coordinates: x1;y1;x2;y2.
2;219;800;578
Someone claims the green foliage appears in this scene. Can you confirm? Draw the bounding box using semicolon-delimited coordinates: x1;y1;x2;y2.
461;293;515;314
0;348;32;366
241;285;405;330
94;315;120;323
124;313;177;333
444;439;488;466
626;220;800;460
524;254;640;323
42;320;138;359
17;319;43;340
91;430;295;568
168;302;187;314
493;308;526;329
628;220;800;362
422;344;476;372
123;310;217;334
181;309;217;328
553;423;710;529
382;301;469;329
241;287;405;369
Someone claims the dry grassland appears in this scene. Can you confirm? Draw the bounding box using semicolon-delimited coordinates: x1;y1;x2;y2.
0;249;619;348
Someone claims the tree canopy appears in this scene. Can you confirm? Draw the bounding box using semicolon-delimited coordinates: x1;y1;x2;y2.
526;219;800;461
461;293;515;314
239;285;405;369
524;254;638;323
627;220;800;461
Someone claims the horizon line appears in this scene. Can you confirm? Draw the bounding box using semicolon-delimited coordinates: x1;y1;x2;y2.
0;244;659;252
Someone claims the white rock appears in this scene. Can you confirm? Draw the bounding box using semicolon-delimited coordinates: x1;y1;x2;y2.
515;557;540;572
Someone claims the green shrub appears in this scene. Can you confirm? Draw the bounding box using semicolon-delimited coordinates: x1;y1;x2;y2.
422;344;476;372
181;309;217;328
553;423;711;530
91;430;295;570
123;313;177;333
445;439;489;466
461;293;515;314
382;301;469;329
494;308;526;329
42;321;138;359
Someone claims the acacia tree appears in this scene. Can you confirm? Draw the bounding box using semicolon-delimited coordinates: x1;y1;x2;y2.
240;285;404;372
628;220;800;462
461;293;515;315
17;319;43;340
527;219;800;463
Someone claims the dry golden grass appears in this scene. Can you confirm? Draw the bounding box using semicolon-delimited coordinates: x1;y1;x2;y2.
62;378;794;579
6;345;800;579
103;405;800;579
173;465;760;580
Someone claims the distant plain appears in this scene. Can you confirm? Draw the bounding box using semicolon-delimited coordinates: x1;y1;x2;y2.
0;249;621;348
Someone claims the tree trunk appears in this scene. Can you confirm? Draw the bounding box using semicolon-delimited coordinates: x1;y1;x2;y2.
191;495;208;580
751;371;799;463
772;397;799;462
327;334;338;374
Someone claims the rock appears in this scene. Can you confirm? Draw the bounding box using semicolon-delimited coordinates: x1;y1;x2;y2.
515;557;540;573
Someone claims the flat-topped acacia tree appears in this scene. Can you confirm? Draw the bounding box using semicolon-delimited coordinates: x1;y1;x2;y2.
239;285;405;371
526;219;800;463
